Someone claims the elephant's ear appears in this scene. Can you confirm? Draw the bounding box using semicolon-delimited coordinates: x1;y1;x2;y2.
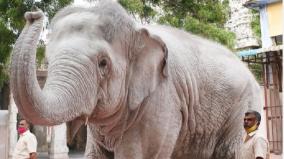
127;28;168;110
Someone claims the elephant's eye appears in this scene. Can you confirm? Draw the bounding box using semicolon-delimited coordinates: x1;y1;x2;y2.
98;57;110;77
99;59;107;68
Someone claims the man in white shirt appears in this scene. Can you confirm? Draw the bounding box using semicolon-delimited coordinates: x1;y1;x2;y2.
239;110;270;159
13;119;38;159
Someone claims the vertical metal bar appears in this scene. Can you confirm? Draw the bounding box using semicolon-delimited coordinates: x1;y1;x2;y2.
270;89;276;152
271;57;277;152
281;104;283;153
262;54;270;151
266;52;270;88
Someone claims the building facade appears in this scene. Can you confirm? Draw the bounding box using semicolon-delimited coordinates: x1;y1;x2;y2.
239;0;283;157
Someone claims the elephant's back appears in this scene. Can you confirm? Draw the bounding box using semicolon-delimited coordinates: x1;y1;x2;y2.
145;25;241;71
145;25;256;88
145;25;234;57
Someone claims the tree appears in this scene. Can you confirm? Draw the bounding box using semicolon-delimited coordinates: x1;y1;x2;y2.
0;0;73;89
119;0;235;49
0;19;15;89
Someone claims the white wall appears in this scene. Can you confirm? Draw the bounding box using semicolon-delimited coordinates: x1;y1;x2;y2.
0;110;9;159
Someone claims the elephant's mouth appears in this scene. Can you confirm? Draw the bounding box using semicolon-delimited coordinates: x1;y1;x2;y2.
69;113;96;140
70;103;125;139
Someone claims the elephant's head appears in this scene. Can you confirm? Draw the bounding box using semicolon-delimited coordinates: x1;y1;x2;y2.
10;1;167;126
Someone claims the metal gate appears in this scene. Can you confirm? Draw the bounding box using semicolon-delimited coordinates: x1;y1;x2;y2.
241;46;283;154
262;50;282;154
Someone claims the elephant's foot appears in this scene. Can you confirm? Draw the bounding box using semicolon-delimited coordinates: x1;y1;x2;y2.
85;140;114;159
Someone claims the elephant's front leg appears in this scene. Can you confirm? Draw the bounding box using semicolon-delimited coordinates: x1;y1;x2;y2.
114;104;182;159
85;125;114;159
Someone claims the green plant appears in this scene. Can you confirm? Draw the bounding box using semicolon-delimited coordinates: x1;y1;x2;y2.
250;10;261;45
248;63;263;84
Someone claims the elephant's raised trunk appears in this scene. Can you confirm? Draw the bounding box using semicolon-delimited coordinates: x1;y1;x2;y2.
10;11;95;125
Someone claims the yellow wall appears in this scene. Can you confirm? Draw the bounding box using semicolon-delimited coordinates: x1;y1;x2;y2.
267;2;283;37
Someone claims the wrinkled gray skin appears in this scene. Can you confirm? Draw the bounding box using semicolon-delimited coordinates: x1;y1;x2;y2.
10;1;261;159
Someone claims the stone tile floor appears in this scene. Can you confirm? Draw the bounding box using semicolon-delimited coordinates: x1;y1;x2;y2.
270;153;282;159
38;152;282;159
38;151;85;159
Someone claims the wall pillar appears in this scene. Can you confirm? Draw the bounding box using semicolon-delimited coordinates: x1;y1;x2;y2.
48;123;69;159
8;95;18;159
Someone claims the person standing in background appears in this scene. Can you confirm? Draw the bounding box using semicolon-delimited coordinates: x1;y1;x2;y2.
12;118;38;159
239;110;270;159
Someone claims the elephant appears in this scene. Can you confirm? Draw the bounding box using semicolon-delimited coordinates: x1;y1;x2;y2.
10;1;262;159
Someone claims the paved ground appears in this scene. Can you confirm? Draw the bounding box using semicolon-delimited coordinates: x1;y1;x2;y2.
38;151;85;159
38;152;282;159
271;154;282;159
